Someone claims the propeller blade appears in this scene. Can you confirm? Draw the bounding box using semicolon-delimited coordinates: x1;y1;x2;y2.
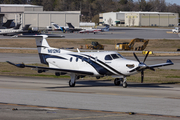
133;52;141;63
143;51;149;63
141;70;144;83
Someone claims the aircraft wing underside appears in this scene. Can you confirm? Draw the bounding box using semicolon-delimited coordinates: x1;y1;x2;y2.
6;61;94;76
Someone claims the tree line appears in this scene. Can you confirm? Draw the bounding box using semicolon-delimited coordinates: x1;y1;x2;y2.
0;0;180;23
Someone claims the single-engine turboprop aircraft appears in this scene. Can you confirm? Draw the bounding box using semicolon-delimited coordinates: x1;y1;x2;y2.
7;35;173;88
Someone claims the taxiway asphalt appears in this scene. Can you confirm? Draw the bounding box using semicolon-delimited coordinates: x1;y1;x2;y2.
0;27;179;39
0;76;180;120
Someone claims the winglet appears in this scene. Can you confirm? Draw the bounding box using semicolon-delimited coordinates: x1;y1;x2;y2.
166;59;173;64
6;61;25;68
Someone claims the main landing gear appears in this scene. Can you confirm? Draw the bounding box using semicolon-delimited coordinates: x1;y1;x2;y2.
69;73;76;87
114;77;127;88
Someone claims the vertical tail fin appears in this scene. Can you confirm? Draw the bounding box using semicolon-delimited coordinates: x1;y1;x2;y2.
2;19;14;28
13;24;21;29
17;35;68;65
101;25;109;32
66;23;74;29
22;24;31;30
51;22;59;29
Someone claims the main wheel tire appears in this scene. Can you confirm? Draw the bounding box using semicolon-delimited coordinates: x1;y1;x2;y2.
114;78;120;86
123;82;127;88
69;80;75;87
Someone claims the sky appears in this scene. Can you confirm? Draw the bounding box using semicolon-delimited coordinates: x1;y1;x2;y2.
165;0;180;5
134;0;180;5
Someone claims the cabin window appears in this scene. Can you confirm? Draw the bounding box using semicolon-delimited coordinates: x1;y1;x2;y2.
111;54;119;59
70;57;73;62
82;57;84;62
76;58;78;62
105;55;112;60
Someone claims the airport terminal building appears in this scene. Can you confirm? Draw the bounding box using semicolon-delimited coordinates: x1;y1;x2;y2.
99;11;179;27
0;4;80;29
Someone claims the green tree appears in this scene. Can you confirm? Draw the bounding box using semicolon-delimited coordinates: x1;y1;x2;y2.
31;0;43;5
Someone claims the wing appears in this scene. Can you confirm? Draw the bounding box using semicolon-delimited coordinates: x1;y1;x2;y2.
129;59;174;72
147;59;173;69
6;61;94;76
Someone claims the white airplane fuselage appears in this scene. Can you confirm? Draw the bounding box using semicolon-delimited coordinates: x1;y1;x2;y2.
0;28;22;35
39;47;139;77
79;29;101;33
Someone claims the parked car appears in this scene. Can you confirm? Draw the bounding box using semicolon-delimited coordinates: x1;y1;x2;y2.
172;27;180;33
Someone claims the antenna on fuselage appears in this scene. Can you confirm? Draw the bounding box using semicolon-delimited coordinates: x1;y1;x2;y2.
77;48;80;53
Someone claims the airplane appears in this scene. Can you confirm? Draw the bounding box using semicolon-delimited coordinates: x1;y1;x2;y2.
66;23;83;33
51;22;69;33
79;25;109;34
0;24;31;36
0;19;14;29
6;35;174;88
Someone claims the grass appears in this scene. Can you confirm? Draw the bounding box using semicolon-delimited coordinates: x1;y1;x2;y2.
165;76;180;78
0;38;180;54
0;62;180;84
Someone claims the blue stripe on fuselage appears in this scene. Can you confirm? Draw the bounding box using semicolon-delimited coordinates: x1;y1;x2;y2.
69;54;116;75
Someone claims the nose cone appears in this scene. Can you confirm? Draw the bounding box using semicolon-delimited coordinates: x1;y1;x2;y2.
139;63;147;69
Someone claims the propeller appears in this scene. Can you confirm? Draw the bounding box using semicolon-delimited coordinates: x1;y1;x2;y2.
130;51;152;83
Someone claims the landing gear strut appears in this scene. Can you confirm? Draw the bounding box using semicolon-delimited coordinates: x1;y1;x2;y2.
69;73;76;87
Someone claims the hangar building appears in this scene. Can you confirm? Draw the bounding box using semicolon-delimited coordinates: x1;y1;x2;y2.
99;11;179;27
0;4;80;28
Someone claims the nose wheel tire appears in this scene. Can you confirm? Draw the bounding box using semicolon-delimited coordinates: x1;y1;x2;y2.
123;82;127;88
114;78;120;86
69;80;76;87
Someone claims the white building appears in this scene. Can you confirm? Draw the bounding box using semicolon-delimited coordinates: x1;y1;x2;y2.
0;4;81;28
99;11;131;26
99;11;179;27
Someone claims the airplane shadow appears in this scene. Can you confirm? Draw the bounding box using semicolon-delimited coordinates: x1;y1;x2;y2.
44;80;173;89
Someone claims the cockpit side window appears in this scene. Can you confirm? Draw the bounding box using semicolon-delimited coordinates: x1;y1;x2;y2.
105;55;112;60
111;54;119;59
117;53;124;58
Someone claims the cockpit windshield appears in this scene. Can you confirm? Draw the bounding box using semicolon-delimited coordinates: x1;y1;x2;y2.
111;54;119;59
105;54;124;60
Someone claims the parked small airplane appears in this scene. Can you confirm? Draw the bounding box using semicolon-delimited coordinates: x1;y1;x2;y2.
7;35;173;88
79;25;109;34
51;22;69;33
0;19;14;29
66;23;83;33
0;24;30;36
